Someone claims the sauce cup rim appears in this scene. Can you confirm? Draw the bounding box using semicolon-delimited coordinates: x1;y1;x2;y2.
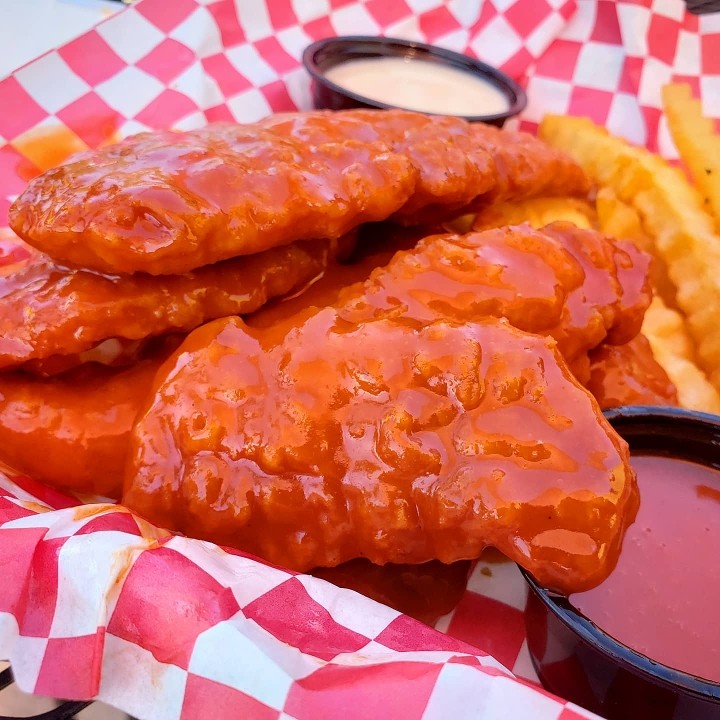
302;35;527;123
521;404;720;702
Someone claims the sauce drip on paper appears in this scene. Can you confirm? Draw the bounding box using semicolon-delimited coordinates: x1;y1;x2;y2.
12;122;121;181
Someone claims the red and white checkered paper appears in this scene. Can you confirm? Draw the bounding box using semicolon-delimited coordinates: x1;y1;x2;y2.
0;0;718;718
0;466;594;720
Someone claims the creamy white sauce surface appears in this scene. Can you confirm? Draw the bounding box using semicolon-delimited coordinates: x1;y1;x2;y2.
324;56;510;116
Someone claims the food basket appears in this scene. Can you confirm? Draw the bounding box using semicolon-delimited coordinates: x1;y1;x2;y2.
0;1;717;718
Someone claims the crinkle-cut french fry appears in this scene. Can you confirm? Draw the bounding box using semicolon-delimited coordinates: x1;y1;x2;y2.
595;187;678;308
662;83;720;233
595;186;644;239
642;297;720;415
472;196;596;231
539;115;720;391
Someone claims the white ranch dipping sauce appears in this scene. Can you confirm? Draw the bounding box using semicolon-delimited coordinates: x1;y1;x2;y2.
324;56;510;116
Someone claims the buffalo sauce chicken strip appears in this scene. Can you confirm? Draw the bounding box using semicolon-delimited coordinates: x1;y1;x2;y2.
472;123;591;203
0;349;172;498
586;335;679;409
260;111;497;221
336;223;651;378
123;312;637;595
247;225;426;329
250;223;650;380
260;111;590;222
0;235;330;370
537;225;651;382
336;224;584;333
10;111;589;275
9;122;415;275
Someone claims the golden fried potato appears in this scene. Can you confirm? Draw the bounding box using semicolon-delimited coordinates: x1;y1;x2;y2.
595;187;677;307
642;297;720;415
472;196;596;231
595;187;644;240
540;115;720;390
662;83;720;232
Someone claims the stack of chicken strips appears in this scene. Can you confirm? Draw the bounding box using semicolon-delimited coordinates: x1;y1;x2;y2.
0;110;677;599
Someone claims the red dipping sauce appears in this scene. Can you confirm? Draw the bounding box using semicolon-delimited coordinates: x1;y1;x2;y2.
570;454;720;682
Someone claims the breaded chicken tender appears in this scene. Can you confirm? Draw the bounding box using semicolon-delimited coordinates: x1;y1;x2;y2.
10;111;589;275
472;123;591;204
260;111;497;222
123;313;636;594
0;235;330;370
0;348;173;498
123;223;646;593
9;122;415;275
249;224;649;383
586;335;679;409
334;223;650;380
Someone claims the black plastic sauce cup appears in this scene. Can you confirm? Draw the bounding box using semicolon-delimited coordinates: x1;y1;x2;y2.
522;406;720;720
302;36;527;127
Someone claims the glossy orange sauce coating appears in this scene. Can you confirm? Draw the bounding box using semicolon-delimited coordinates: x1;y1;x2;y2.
20;338;152;378
10;111;589;275
247;224;422;329
586;335;678;409
124;311;636;594
250;217;649;362
9;120;417;275
0;351;170;498
261;111;497;221
471;123;591;204
251;223;649;387
331;223;650;378
0;234;330;369
336;225;579;329
538;226;651;380
267;117;593;221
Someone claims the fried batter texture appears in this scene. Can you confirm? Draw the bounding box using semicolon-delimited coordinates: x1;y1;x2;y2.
261;111;497;222
10;111;589;275
0;235;330;370
9;122;414;275
0;351;171;498
334;223;650;380
472;123;591;204
251;222;650;383
586;335;679;409
123;311;636;595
